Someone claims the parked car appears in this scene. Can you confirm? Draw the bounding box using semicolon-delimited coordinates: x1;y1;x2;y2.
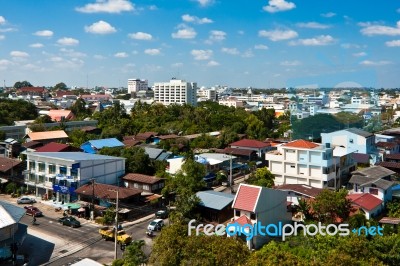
24;206;43;217
155;210;169;219
147;219;164;231
17;197;36;204
58;216;81;228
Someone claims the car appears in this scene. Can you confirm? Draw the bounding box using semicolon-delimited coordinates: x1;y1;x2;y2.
147;219;164;231
58;216;81;228
17;197;36;204
155;210;169;219
24;206;43;217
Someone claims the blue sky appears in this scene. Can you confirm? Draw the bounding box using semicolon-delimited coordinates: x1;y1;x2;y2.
1;0;400;89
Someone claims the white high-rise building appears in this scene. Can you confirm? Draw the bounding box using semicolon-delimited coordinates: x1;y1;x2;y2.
128;79;148;94
153;78;197;106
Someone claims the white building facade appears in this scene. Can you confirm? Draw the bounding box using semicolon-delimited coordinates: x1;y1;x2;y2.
128;79;148;94
153;78;197;106
24;152;125;203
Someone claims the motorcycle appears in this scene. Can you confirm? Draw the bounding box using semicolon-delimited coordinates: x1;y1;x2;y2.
146;230;154;237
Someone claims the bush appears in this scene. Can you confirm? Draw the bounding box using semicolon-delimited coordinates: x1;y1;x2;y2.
5;182;17;194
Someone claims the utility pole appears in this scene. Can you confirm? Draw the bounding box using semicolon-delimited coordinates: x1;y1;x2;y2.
108;188;119;260
229;153;233;193
91;178;95;221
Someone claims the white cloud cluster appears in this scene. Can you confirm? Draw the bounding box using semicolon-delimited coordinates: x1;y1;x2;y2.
208;30;226;42
353;52;367;57
0;16;5;24
360;60;392;66
296;22;331;29
221;47;239;55
321;12;336;18
386;40;400;47
144;48;161;55
10;51;29;57
263;0;296;13
289;35;336;46
34;30;53;37
0;59;14;70
254;44;269;50
128;32;153;40
76;0;134;13
280;60;301;66
196;0;215;7
172;25;197;39
182;14;213;24
258;29;298;41
57;37;79;46
360;21;400;36
114;52;129;58
207;60;219;66
30;43;44;48
85;21;116;34
191;49;213;60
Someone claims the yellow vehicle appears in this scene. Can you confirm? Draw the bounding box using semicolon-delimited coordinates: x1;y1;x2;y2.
99;226;132;244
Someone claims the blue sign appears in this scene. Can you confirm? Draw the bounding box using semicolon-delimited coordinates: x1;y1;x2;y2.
53;185;76;195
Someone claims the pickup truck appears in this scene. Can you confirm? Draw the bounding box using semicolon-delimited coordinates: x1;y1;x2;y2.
99;226;132;244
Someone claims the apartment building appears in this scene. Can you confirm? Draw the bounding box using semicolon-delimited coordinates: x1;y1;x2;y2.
218;97;244;108
128;78;148;94
265;139;336;188
153;78;197;106
24;152;125;203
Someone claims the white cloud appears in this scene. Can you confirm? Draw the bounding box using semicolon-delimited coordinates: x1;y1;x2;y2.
144;48;161;55
94;54;107;60
321;12;336;18
196;0;215;7
114;52;129;58
171;62;183;67
254;44;269;50
57;37;79;46
0;59;14;70
289;35;336;46
85;21;116;34
258;29;298;41
0;16;5;25
34;30;53;37
29;43;44;48
296;22;331;29
60;48;87;58
49;57;63;62
242;49;254;58
172;25;197;39
207;60;219;66
0;35;4;40
149;5;158;11
360;21;400;36
182;14;213;24
76;0;134;13
10;51;29;57
191;49;213;60
353;52;367;57
221;47;239;55
280;60;301;66
341;43;361;49
263;0;296;13
207;30;226;43
360;60;392;66
128;32;153;40
386;40;400;47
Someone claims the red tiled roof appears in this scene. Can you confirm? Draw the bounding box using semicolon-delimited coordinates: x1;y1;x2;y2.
28;130;68;141
275;184;323;198
215;147;255;157
376;142;397;149
233;184;261;212
230;139;271;149
156;134;180;140
134;132;157;141
377;161;400;169
233;215;253;226
283;139;319;149
18;87;46;92
35;142;70;152
122;173;162;184
48;109;75;122
347;193;382;211
75;183;142;199
123;139;141;147
384;153;400;160
0;157;22;172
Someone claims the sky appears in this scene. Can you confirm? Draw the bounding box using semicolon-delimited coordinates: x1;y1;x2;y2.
1;0;400;89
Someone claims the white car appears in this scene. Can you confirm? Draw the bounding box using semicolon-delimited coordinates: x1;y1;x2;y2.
147;219;164;231
17;196;36;204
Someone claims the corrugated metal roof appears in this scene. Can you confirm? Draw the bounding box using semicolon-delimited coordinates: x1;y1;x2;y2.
30;152;125;161
28;130;69;141
0;201;26;228
196;190;235;210
345;128;373;138
144;147;163;159
87;138;124;149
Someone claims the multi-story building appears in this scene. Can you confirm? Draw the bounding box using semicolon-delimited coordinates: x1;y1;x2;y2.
24;152;125;203
265;139;336;188
153;78;197;106
218;97;244;108
128;78;148;95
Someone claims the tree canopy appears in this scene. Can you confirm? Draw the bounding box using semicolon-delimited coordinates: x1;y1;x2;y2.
13;80;33;88
0;99;38;126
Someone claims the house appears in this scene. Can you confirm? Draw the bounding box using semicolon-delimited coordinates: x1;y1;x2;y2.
35;142;81;152
0;157;23;183
166;156;185;175
376;141;399;156
81;138;124;154
196;190;235;223
0;138;21;158
123;139;141;148
122;173;165;194
0;201;26;261
265;139;336;189
321;128;380;165
16;86;48;98
229;139;272;158
230;184;291;249
24;152;126;203
348;165;395;203
274;184;323;205
80;126;101;135
133;132;158;143
215;147;258;162
142;146;172;161
194;153;238;174
153;134;180;144
347;193;383;219
26;130;69;144
47;109;75;122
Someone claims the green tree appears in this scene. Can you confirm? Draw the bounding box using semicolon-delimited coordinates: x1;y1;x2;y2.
0;130;5;141
14;81;33;88
311;189;352;224
112;240;147;266
246;167;275;188
70;98;91;120
34;114;53;124
54;82;68;90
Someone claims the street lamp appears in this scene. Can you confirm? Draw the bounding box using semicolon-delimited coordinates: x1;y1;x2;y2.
108;188;119;260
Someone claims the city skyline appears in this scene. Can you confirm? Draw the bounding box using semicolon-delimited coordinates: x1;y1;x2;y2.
1;0;400;89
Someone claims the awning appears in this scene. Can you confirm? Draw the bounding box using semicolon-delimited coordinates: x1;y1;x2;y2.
0;178;8;184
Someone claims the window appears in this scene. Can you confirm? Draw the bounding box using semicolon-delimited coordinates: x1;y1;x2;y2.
369;188;378;195
59;166;67;175
235;210;240;217
48;165;56;174
143;185;150;191
38;162;45;172
29;161;35;171
250;213;256;220
290;165;295;168
349;139;354;143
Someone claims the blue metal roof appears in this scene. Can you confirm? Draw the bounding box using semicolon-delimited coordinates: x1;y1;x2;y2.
31;152;125;161
196;190;235;211
87;138;124;149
